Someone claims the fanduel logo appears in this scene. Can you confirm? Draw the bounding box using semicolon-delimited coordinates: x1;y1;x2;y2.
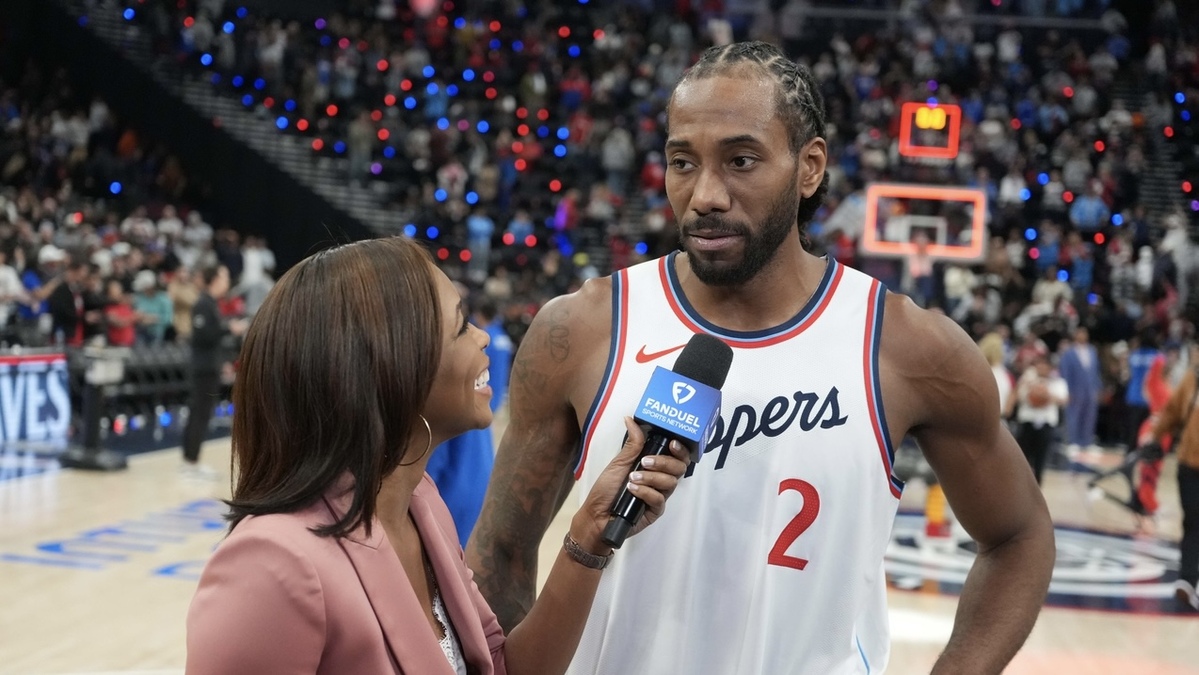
642;398;703;428
700;386;849;471
672;382;696;405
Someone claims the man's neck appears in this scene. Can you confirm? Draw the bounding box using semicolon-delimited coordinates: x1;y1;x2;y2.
673;245;826;334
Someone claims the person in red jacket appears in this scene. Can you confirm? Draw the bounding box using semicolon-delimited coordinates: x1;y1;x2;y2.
102;279;139;348
1133;341;1183;518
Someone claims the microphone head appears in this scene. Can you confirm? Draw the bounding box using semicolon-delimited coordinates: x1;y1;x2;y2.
671;333;733;390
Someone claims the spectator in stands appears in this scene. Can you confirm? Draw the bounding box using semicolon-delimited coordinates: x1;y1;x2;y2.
0;247;29;344
103;279;139;348
236;235;275;317
180;211;214;270
213;229;243;283
600;122;636;197
157;205;185;241
1070;181;1112;232
132;269;174;344
466;207;495;284
46;259;101;348
239;235;275;285
16;246;59;338
120;207;157;245
347;110;374;185
505;209;534;243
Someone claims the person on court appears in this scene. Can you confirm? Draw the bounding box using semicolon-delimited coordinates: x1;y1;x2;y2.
426;300;515;545
467;41;1055;674
181;264;245;480
1147;341;1199;611
186;238;691;673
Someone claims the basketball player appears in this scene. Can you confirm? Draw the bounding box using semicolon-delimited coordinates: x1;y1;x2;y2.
467;42;1055;674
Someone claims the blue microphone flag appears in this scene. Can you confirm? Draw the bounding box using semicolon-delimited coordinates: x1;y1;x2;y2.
634;365;722;462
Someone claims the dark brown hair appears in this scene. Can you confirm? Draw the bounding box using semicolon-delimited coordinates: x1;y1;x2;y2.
226;237;442;537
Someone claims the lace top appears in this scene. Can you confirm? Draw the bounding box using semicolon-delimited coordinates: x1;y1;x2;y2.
429;567;467;675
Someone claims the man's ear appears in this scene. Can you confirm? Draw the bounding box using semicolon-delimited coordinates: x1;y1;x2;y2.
798;137;828;199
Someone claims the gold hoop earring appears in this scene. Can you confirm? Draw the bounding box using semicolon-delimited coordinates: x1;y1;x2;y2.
399;415;433;466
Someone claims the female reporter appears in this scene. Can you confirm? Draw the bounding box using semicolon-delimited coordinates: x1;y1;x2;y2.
186;237;688;674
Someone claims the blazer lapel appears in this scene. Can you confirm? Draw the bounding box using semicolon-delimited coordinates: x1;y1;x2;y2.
324;493;455;675
410;481;495;675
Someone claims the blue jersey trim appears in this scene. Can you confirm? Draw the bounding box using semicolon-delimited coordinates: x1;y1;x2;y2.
663;251;838;343
867;282;904;494
575;271;625;476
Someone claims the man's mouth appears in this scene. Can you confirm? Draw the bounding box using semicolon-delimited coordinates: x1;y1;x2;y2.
686;228;743;239
687;232;742;251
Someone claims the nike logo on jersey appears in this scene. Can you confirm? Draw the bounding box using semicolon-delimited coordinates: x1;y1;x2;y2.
635;343;686;363
698;386;850;472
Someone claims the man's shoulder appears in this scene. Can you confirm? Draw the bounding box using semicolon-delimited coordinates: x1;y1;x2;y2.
879;291;976;366
879;291;1001;431
517;276;617;384
536;275;614;323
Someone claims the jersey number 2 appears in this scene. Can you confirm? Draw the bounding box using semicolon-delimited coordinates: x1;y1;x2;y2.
767;479;820;571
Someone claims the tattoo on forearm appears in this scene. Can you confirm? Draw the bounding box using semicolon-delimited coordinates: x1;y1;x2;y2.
469;483;543;629
470;302;579;631
470;427;572;631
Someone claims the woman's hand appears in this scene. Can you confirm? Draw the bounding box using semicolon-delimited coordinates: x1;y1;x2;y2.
569;417;691;556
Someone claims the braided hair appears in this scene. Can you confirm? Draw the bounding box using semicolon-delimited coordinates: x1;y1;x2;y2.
669;41;829;235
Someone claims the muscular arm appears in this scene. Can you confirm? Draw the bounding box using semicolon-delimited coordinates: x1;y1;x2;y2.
883;297;1055;674
466;284;610;632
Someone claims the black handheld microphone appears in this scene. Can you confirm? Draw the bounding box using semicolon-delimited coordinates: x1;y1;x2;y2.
600;333;733;549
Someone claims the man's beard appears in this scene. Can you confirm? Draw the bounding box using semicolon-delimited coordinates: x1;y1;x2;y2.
681;177;801;287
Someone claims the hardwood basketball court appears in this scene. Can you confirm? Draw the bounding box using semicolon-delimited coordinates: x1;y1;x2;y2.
2;435;1197;674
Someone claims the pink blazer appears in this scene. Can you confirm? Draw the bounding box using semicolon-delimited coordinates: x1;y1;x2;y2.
186;475;508;674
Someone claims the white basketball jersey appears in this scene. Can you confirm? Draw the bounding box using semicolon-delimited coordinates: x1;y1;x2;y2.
567;253;903;675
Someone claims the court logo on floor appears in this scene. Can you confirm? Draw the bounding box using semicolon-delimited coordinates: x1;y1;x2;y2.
0;448;62;482
886;512;1191;614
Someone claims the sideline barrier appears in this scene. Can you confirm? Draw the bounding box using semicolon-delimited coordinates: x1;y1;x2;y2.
0;345;206;470
0;350;71;448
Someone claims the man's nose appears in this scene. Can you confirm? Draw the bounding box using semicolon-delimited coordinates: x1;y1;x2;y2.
690;167;730;216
